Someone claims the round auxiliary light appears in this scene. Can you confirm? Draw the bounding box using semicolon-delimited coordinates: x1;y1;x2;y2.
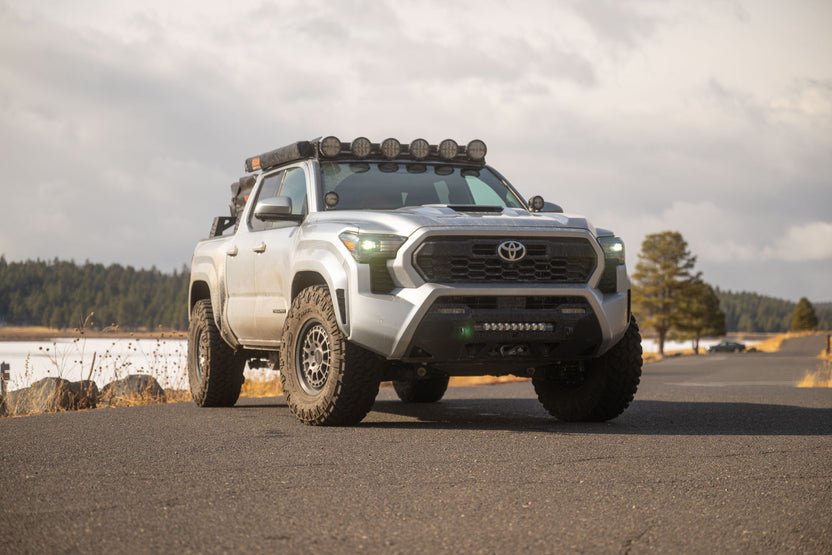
320;136;342;158
466;139;487;161
409;138;430;160
324;191;340;209
351;137;372;158
528;195;545;212
380;138;401;160
438;139;459;160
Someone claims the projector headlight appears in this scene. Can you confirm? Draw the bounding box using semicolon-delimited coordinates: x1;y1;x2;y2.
339;232;406;263
598;236;625;265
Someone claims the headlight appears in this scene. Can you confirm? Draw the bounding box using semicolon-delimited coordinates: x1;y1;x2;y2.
339;232;406;263
598;236;625;264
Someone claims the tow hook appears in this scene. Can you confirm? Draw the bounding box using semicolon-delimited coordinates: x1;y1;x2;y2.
500;344;529;357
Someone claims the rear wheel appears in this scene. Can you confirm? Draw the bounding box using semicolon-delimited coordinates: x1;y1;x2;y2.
393;375;449;403
533;317;642;422
188;299;246;407
280;286;381;425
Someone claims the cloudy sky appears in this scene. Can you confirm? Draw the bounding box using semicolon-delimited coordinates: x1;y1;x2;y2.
1;0;830;302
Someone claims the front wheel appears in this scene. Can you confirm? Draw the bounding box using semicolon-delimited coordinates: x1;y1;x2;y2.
187;299;246;407
533;316;642;422
280;286;381;425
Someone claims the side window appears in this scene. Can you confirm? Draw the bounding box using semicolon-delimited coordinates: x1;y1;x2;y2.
249;170;284;232
279;167;308;216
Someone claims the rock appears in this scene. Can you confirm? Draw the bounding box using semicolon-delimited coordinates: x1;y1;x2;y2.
68;380;99;409
6;377;77;415
100;374;167;406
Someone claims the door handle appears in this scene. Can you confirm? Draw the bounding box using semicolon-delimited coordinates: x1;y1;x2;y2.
226;246;238;257
253;243;267;253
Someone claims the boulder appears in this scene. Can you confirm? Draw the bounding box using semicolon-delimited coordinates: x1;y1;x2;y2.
100;374;167;406
6;377;77;415
68;380;100;410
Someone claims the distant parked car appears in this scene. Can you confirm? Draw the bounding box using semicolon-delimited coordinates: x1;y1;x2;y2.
708;341;746;353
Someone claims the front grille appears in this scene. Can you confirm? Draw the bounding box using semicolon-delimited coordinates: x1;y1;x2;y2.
414;237;597;284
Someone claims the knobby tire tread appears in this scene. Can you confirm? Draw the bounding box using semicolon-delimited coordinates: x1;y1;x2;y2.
280;286;381;426
533;316;643;422
188;300;245;407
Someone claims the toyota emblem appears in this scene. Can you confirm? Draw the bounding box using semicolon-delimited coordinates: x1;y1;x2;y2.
497;240;526;262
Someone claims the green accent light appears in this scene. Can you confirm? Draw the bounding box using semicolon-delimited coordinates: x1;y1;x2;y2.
457;324;475;340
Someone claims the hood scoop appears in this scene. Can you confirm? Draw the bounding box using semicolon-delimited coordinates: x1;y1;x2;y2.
447;205;504;214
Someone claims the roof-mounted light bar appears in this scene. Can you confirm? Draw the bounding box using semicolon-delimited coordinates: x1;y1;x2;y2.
245;141;314;173
314;137;488;164
246;137;488;172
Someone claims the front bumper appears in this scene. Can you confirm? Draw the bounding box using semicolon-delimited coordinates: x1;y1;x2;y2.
342;227;631;367
347;280;630;365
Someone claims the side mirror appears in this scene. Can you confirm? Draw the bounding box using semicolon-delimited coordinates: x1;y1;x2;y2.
254;196;296;221
528;196;564;213
541;201;563;213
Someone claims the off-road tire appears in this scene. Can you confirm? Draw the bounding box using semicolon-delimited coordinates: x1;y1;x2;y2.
393;375;450;403
280;286;382;426
533;316;642;422
188;299;246;407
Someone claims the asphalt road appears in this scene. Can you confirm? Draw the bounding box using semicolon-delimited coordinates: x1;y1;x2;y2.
1;339;830;553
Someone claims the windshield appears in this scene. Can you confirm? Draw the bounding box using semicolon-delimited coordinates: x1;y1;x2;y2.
319;162;525;210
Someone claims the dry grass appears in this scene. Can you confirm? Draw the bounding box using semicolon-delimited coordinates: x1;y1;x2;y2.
164;389;193;403
240;376;283;398
449;375;530;387
750;333;791;353
796;360;832;388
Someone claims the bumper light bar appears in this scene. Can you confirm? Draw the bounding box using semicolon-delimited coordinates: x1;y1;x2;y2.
477;323;555;332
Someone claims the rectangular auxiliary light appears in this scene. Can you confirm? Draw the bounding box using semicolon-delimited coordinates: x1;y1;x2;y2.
245;141;314;173
476;323;554;332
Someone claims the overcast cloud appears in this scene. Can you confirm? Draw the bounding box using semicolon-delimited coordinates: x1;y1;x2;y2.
1;0;830;302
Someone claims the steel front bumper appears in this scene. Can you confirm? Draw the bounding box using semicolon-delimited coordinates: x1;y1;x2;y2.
347;280;630;364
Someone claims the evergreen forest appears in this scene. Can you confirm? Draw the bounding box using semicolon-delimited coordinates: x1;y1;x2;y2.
716;288;831;332
0;257;188;330
0;256;829;333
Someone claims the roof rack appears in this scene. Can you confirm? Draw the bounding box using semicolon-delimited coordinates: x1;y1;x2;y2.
245;137;487;173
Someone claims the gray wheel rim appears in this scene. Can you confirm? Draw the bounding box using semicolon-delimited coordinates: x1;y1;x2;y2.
195;326;209;383
296;321;332;395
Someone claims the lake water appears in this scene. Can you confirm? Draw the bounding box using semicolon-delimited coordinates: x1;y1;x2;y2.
0;335;724;392
0;337;190;391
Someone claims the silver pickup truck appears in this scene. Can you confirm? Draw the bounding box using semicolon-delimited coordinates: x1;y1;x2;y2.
188;137;642;425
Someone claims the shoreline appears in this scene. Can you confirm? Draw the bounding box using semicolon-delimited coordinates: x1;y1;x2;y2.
0;326;186;342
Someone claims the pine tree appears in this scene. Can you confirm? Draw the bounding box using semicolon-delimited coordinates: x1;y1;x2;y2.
790;297;818;331
632;231;700;355
671;281;726;353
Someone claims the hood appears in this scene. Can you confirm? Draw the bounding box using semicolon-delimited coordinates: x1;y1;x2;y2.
306;205;596;237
